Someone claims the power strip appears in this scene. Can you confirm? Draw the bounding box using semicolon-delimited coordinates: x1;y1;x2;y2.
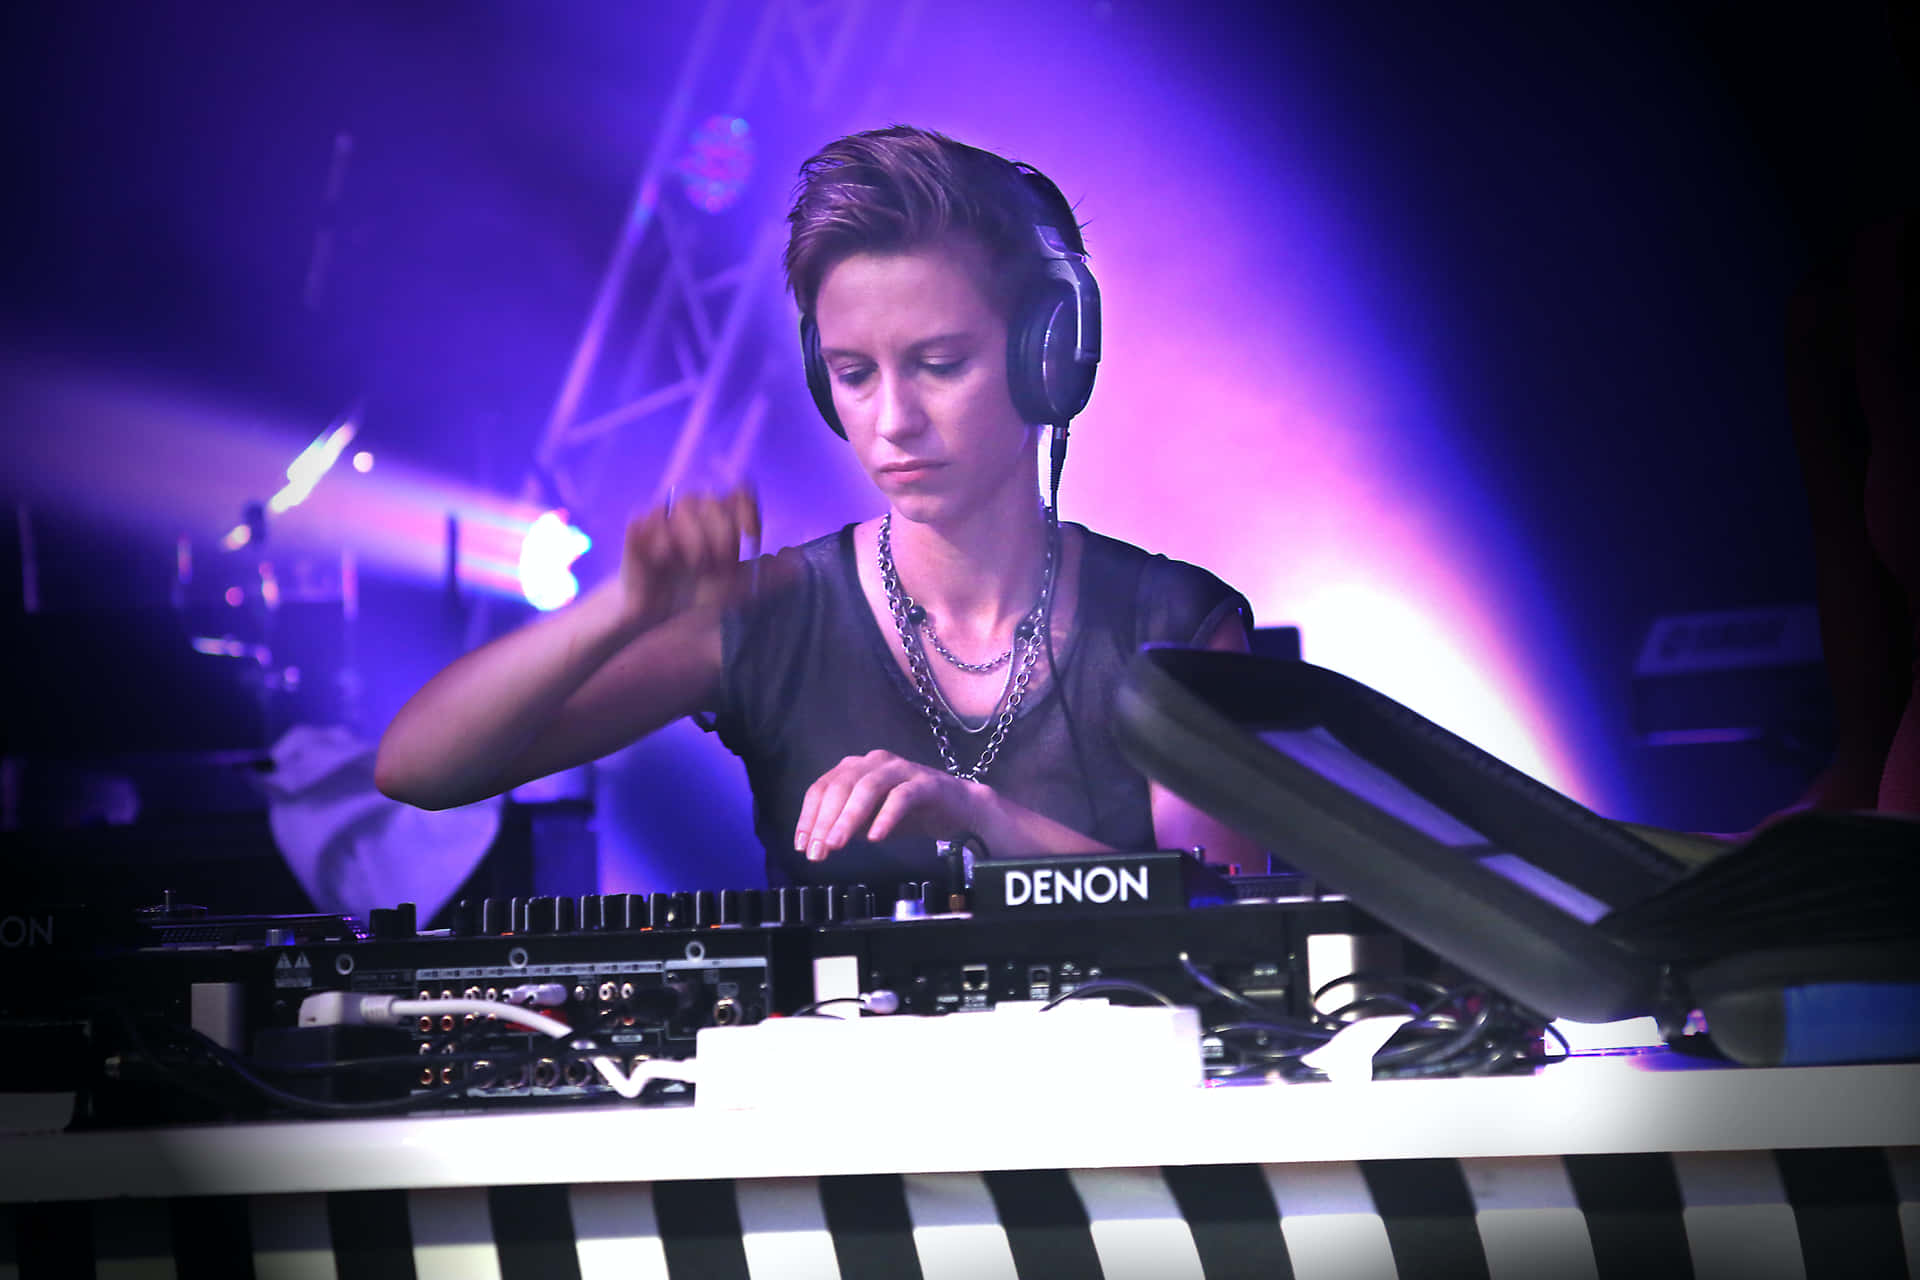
694;1001;1202;1110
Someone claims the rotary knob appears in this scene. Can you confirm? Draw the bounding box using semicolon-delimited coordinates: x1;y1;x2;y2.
367;903;416;940
611;893;644;930
725;888;764;927
480;897;512;936
522;896;558;934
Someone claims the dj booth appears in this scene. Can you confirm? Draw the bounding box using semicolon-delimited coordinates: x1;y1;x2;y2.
2;1053;1916;1277
6;651;1916;1277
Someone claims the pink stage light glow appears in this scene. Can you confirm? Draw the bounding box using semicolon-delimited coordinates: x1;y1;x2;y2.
5;361;553;603
881;15;1611;811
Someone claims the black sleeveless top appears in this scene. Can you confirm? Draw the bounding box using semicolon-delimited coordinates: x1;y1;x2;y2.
709;523;1251;887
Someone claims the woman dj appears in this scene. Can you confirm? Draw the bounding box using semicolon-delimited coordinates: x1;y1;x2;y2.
376;126;1259;888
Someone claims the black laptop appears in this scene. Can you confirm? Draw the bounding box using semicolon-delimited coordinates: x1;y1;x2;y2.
1115;647;1920;1065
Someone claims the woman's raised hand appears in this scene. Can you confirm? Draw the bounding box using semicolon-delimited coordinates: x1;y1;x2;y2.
615;485;762;635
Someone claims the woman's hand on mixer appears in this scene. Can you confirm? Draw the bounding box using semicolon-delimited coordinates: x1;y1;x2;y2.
793;751;988;862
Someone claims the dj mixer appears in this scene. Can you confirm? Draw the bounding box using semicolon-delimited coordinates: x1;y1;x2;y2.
2;853;1421;1127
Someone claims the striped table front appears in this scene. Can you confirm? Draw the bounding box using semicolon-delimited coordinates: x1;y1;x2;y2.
1;1148;1915;1279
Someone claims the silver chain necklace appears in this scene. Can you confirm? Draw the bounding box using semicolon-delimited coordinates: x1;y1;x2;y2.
920;616;1014;674
914;537;1053;674
877;512;1055;782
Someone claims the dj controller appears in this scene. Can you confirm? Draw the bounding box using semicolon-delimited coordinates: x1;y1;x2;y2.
3;852;1427;1127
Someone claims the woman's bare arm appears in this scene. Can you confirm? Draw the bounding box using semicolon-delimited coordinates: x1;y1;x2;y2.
374;490;756;811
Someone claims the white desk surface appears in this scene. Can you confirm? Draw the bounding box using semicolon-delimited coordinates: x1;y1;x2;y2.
3;1052;1916;1203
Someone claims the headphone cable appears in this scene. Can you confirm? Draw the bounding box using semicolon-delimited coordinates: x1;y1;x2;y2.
1042;421;1104;839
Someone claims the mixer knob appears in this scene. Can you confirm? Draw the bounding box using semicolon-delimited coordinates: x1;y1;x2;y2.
670;892;695;928
800;885;828;923
579;893;604;929
449;898;481;936
612;893;644;930
523;896;557;934
894;883;926;920
555;896;577;933
693;890;716;927
919;881;945;916
367;903;417;939
826;885;851;923
480;897;512;935
774;886;803;924
646;891;671;929
721;888;764;928
848;885;873;920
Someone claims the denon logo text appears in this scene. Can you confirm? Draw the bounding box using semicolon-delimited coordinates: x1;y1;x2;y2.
1003;866;1149;907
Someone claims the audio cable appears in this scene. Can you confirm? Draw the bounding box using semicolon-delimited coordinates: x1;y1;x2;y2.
297;992;695;1100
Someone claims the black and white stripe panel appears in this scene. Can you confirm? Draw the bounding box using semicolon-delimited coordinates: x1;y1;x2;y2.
0;1148;1914;1279
1894;1147;1920;1279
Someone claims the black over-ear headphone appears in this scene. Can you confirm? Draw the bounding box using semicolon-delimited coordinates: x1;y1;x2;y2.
798;164;1102;442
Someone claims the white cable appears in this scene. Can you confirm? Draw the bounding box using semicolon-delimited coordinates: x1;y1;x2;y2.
798;990;903;1018
298;992;572;1039
392;999;572;1039
297;991;701;1099
587;1054;698;1099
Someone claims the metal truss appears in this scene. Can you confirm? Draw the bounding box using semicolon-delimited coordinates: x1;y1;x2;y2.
529;0;924;529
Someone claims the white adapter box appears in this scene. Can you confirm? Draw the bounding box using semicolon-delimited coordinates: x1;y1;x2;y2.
694;1002;1203;1111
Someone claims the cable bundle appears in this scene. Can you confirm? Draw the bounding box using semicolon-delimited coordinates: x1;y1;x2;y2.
1186;959;1566;1081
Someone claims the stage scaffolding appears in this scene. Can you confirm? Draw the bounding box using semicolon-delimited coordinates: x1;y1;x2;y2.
525;0;923;539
